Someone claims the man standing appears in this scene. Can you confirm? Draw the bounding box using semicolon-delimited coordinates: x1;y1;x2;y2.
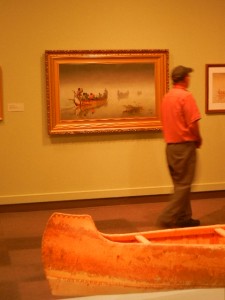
156;65;202;228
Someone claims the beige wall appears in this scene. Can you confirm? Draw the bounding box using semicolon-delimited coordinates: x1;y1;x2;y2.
0;0;225;205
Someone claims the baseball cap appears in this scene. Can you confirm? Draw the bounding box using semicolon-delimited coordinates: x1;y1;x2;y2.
171;65;193;82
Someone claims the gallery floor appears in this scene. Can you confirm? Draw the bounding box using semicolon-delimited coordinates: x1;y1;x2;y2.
1;191;225;300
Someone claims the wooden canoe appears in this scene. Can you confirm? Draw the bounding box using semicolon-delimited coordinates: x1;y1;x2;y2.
42;213;225;298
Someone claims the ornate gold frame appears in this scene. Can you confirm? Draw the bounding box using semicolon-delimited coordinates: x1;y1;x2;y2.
45;49;169;134
0;67;3;120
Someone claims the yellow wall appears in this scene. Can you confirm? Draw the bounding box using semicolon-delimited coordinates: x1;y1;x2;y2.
1;0;225;205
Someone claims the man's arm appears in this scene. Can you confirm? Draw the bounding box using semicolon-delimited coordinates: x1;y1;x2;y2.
189;120;202;148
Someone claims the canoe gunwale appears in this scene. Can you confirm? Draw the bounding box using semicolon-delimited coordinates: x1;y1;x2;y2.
42;212;225;246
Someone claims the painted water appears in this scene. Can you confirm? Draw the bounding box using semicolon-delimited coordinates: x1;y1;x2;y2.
59;62;156;120
60;87;155;120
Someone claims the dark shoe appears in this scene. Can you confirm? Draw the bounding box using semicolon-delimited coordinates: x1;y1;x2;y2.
176;218;200;228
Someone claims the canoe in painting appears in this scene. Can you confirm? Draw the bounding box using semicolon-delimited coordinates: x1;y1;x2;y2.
41;213;225;298
70;88;108;108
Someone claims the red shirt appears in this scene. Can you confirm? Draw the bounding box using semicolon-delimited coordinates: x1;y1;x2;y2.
162;85;201;143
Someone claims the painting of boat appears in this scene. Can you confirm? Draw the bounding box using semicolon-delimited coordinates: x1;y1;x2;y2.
42;213;225;298
117;90;129;100
123;104;143;115
69;88;108;108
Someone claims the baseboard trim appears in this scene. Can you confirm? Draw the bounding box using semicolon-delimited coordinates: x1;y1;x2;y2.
1;182;225;206
1;190;225;213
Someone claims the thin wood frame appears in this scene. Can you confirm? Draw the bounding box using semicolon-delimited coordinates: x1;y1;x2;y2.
206;64;225;113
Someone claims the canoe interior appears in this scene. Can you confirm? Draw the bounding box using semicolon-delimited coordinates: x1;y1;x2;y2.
102;224;225;245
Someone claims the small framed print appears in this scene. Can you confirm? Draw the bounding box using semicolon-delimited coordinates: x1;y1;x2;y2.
206;64;225;113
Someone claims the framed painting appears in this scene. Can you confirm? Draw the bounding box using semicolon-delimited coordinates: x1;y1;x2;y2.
0;67;3;120
45;49;169;134
206;64;225;113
